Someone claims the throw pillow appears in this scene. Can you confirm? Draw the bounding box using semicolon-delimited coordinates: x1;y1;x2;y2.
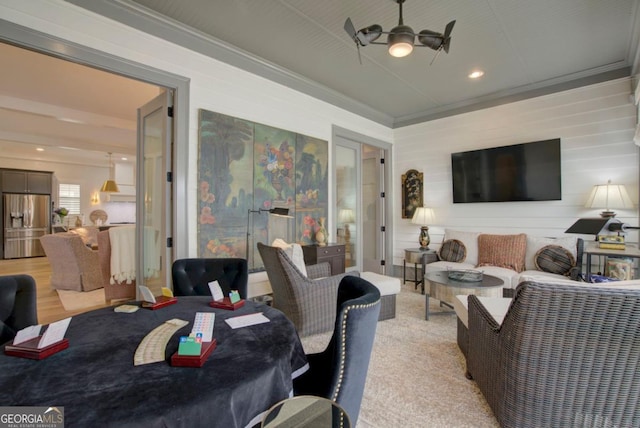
477;233;527;272
534;245;575;276
271;239;308;277
443;229;481;265
438;239;467;262
525;236;577;271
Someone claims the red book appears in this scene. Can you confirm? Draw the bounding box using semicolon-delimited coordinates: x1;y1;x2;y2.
209;297;245;310
142;296;178;310
170;340;217;368
4;337;69;360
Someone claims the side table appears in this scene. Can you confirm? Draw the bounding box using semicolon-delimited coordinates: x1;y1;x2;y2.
403;248;438;294
302;243;346;275
584;242;640;280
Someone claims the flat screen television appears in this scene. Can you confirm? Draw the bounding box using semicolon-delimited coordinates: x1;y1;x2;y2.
451;138;561;203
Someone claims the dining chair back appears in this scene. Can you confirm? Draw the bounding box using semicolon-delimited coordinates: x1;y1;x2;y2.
0;274;37;345
293;275;381;425
171;258;248;299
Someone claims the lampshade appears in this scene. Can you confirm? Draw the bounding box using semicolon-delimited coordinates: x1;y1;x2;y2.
411;207;434;225
388;25;414;57
585;180;633;217
100;179;119;193
338;208;355;224
100;152;120;193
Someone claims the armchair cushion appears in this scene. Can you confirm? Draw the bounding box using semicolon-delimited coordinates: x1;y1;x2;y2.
477;233;526;272
271;239;307;277
534;245;575;276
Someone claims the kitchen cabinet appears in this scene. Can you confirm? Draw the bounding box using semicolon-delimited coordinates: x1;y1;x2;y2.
302;243;346;275
1;169;52;194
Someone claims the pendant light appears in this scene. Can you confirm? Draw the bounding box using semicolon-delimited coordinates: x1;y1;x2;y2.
100;152;120;193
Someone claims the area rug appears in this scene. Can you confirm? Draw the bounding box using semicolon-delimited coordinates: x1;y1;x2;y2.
57;288;106;311
300;282;500;428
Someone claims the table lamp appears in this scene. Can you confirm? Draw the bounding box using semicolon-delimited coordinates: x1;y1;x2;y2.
411;207;434;250
585;180;633;218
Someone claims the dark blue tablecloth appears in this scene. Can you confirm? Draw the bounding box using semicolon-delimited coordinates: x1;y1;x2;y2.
0;297;308;428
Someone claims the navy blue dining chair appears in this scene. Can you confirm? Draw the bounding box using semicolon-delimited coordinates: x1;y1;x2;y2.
293;275;381;426
0;274;38;345
171;258;248;299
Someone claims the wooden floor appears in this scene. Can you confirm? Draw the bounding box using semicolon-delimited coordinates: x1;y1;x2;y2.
0;256;110;324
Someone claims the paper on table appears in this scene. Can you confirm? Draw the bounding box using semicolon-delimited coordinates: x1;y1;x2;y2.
208;280;224;301
13;325;42;345
38;317;71;349
225;313;270;329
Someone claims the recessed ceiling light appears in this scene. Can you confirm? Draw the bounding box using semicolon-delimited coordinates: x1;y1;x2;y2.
121;157;127;161
36;148;44;152
468;70;484;79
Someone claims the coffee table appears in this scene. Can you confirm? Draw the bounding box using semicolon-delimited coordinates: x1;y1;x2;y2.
424;270;504;320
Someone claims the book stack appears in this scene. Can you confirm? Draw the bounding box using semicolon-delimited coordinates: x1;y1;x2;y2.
598;235;625;250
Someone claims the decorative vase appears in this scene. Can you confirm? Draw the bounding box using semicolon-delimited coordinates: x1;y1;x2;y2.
315;217;328;246
75;216;82;227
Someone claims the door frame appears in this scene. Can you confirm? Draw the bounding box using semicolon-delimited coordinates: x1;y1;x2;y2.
0;19;190;262
332;125;393;273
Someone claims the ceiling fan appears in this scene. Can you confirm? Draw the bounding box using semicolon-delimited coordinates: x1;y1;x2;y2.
344;0;456;64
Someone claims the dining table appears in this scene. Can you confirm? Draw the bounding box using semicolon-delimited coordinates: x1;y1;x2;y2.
0;297;308;428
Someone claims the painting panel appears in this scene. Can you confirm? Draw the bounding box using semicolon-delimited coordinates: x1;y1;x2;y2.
295;134;328;244
402;169;423;219
198;109;253;259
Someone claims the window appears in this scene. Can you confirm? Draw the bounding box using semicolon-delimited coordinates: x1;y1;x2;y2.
58;184;81;215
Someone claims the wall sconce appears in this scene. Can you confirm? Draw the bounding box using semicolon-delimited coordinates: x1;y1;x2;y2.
90;192;100;205
411;207;435;249
585;180;634;218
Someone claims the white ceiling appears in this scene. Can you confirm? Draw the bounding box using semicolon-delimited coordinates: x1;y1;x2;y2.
0;42;160;166
70;0;640;127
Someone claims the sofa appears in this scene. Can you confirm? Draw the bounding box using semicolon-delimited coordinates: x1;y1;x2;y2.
424;229;584;289
454;276;640;427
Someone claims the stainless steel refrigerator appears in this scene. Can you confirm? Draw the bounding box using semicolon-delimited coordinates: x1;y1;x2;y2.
3;193;50;259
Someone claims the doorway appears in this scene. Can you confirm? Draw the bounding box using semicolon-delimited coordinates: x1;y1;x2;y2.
0;20;190;290
332;126;393;274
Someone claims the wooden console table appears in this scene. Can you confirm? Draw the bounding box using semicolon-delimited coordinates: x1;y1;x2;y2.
302;243;345;275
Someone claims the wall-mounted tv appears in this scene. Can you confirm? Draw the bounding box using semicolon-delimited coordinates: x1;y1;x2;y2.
451;138;561;203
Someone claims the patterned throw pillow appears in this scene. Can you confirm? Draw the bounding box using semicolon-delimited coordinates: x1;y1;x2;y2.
477;233;527;272
438;239;467;262
534;245;576;276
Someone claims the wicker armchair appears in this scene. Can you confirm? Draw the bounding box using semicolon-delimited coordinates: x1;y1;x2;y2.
467;281;640;427
257;242;359;337
40;233;104;292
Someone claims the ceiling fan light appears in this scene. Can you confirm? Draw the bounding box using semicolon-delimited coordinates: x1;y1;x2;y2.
388;25;415;58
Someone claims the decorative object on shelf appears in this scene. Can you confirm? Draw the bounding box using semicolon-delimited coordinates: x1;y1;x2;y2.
75;216;83;227
54;207;68;226
411;207;434;250
89;209;108;226
585;180;633;218
315;217;328;246
402;169;423;219
100;152;120;193
338;208;355;248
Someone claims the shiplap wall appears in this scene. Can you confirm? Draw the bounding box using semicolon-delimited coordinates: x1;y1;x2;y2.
393;78;639;267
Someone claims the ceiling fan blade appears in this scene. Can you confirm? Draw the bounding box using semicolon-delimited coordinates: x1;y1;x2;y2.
429;48;442;66
357;44;362;65
344;17;357;39
443;20;456;53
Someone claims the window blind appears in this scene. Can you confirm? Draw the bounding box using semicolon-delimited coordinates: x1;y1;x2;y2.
58;183;81;215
